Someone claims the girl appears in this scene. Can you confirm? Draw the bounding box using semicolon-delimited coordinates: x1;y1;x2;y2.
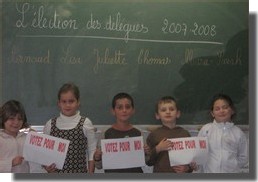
43;83;97;173
0;100;30;172
197;93;248;173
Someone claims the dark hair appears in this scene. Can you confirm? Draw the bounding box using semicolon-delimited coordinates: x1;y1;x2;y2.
155;96;178;113
112;92;134;109
210;93;236;119
0;100;28;129
58;82;80;101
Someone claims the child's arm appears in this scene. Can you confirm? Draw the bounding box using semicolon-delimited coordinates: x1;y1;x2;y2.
144;144;151;162
237;132;249;168
155;138;172;153
0;156;22;172
93;148;103;169
42;119;52;135
12;156;24;167
83;118;98;173
88;160;95;174
146;136;172;166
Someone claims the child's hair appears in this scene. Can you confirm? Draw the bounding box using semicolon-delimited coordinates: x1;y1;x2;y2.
0;100;28;129
112;92;134;109
58;82;80;101
210;93;236;119
155;96;178;113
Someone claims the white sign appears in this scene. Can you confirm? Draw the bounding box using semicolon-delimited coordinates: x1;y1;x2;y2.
101;136;145;169
23;132;70;169
168;137;208;166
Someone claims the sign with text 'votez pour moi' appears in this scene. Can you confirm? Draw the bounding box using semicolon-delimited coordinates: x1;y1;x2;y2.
168;137;208;166
23;132;70;169
101;136;145;169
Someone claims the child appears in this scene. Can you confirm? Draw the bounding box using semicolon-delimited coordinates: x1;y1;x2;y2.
197;93;248;173
94;92;149;173
43;82;97;173
146;96;194;173
0;100;30;172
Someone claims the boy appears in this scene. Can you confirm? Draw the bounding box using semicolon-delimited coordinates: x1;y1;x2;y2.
94;92;149;173
146;96;194;173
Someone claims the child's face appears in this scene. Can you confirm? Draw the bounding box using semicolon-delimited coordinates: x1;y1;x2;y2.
58;91;80;117
156;101;180;124
112;98;135;122
4;114;23;137
211;99;234;123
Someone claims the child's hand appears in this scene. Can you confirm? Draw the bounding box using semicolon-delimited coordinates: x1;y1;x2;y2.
43;163;57;173
94;148;102;161
155;138;172;153
189;162;198;171
172;164;189;173
12;156;24;166
144;144;150;155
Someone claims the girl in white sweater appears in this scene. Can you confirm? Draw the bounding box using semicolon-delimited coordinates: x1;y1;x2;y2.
198;94;248;173
0;100;30;173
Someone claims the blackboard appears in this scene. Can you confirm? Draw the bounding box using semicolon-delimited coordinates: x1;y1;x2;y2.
0;0;248;125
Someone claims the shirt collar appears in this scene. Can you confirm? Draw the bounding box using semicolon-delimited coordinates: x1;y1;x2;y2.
59;111;80;122
161;124;180;130
213;119;234;130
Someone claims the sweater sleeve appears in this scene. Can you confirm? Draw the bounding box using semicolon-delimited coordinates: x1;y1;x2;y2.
145;132;159;166
0;158;12;172
42;119;52;135
195;124;210;173
237;131;249;168
83;118;97;161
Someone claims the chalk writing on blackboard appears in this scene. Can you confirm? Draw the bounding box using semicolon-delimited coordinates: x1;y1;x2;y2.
2;1;248;125
15;3;222;45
